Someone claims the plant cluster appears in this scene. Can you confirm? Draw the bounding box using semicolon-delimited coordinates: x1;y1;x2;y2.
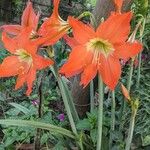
0;0;149;149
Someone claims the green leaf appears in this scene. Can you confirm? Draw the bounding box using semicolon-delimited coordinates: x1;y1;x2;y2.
0;119;75;139
4;137;15;147
142;135;150;146
53;141;65;150
40;133;49;145
76;119;91;130
90;129;97;144
9;103;30;114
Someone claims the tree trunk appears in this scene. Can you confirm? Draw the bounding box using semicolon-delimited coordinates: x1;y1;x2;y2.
93;0;133;27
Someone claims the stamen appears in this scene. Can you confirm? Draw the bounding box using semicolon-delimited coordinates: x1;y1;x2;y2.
30;30;39;39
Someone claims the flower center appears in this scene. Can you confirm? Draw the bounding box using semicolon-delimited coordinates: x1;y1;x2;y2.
87;38;114;56
15;49;32;64
86;38;114;65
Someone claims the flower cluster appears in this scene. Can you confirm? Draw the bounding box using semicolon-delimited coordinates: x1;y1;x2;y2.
0;0;142;95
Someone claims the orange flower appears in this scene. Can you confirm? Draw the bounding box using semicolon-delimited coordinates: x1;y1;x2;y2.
60;13;142;90
0;0;39;36
114;0;123;13
0;28;53;95
63;35;79;48
38;0;70;45
121;83;131;100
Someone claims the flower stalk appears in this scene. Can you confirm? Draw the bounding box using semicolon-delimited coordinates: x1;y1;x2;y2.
96;76;104;150
136;18;146;88
125;99;139;150
119;19;142;130
61;79;79;122
51;65;78;135
51;64;85;149
90;80;94;113
109;90;116;149
47;47;79;123
120;58;134;131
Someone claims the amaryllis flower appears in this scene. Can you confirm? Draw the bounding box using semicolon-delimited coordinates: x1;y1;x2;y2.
60;12;142;90
0;0;39;36
0;28;53;95
38;0;70;45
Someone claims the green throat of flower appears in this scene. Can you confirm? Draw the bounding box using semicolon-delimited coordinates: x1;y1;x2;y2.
16;49;32;64
86;38;114;64
87;38;114;56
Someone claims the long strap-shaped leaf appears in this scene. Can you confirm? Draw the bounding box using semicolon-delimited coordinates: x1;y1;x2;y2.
0;119;75;139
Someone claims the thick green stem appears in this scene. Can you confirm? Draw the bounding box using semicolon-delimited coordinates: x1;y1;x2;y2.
57;75;85;149
136;18;146;88
127;59;134;92
96;76;104;150
50;66;77;135
119;59;134;130
90;80;94;113
51;65;79;123
136;52;142;88
109;90;116;149
61;79;79;122
58;77;78;135
125;111;136;150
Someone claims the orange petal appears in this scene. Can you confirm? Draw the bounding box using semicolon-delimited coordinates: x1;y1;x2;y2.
96;12;132;44
53;0;60;18
121;83;131;100
38;0;70;45
2;32;18;53
38;0;61;36
38;28;69;46
114;0;123;13
0;25;21;35
59;46;89;77
21;1;39;30
68;16;96;44
114;41;143;59
15;74;27;90
26;68;36;96
63;34;79;48
16;28;37;52
98;55;121;90
80;64;97;87
0;56;21;77
33;55;54;70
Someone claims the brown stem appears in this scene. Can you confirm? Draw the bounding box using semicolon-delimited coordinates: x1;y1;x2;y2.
34;73;45;150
